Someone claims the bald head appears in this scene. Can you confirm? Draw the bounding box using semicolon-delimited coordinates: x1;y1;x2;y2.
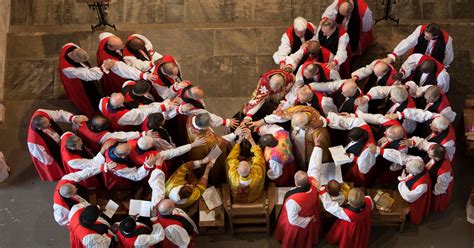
259;134;278;148
389;86;408;103
59;183;77;198
237;161;250;177
373;61;390;77
431;116;449;132
68;48;90;63
158;199;175;215
338;1;354;16
347;188;365;208
137;136;154;150
129;37;145;51
194;113;211;129
90;115;109;132
32;115;50;130
303;63;319;79
107;36;123;51
424;86;441;103
115;143;132;157
386;125;404;140
189;86;205;99
294;170;309;188
406;159;424;175
291;112;309;129
342;81;358;97
420;60;435;74
162;62;179;77
269;74;285;92
297;86;314;103
110;93;125;108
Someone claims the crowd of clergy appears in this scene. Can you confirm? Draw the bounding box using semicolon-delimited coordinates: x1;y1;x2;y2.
25;0;457;247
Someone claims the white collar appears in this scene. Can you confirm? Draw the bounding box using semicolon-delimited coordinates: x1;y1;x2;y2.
169;186;189;205
192;116;207;131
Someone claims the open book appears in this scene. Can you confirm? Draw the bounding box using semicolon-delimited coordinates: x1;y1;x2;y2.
202;186;222;210
129;199;152;217
207;145;222;163
319;162;343;185
329;145;352;166
103;200;119;218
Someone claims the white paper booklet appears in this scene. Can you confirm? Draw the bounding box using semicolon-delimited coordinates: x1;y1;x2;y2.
276;187;293;205
207;145;222;162
199;210;216;222
103;200;119;218
328;145;352;165
202;186;222;210
129;199;152;217
319;162;343;185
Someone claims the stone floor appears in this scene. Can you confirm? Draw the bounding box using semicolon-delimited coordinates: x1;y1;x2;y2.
1;22;474;247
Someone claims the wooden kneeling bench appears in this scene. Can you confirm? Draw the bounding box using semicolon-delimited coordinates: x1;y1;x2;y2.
222;183;276;235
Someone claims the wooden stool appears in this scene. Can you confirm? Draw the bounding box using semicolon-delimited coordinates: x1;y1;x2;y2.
198;188;225;234
222;183;275;235
366;189;410;232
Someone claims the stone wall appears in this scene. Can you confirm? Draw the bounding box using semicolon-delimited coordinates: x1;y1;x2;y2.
9;0;474;26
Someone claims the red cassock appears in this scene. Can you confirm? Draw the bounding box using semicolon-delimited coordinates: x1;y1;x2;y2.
285;22;315;56
155;213;196;248
127;139;170;179
317;26;352;78
429;158;453;212
76;121;108;154
301;61;333;84
150;55;181;101
69;207;113;248
274;180;320;248
405;54;445;86
115;224;152;248
97;36;126;96
326;196;373;248
335;0;374;55
99;97;138;132
343;124;376;187
53;178;81;217
58;44;100;117
60;132;99;189
406;171;432;224
27;110;65;181
102;147;135;190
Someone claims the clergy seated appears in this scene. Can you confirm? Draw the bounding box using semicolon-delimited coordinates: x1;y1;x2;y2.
165;158;214;209
226;130;266;203
327;179;346;206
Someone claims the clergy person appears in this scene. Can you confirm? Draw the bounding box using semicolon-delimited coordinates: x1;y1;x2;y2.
257;124;296;186
387;23;454;68
380;152;431;224
53;165;105;226
322;0;374;55
96;32;156;95
113;215;164;247
150;55;186;100
153;199;199;248
351;59;398;93
314;19;351;76
405;82;456;122
226;128;266;202
68;204;114;248
285;40;335;73
102;141;157;190
121;80;155;108
123;33;163;72
185;113;237;185
423;144;453;212
59;132;110;189
27;109;87;181
274;135;324;248
252;105;331;167
273;17;316;67
319;188;373;248
325;112;378;187
75;115;141;154
99;92;175;131
165;158;214;209
59;43;114;117
395;53;450;93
